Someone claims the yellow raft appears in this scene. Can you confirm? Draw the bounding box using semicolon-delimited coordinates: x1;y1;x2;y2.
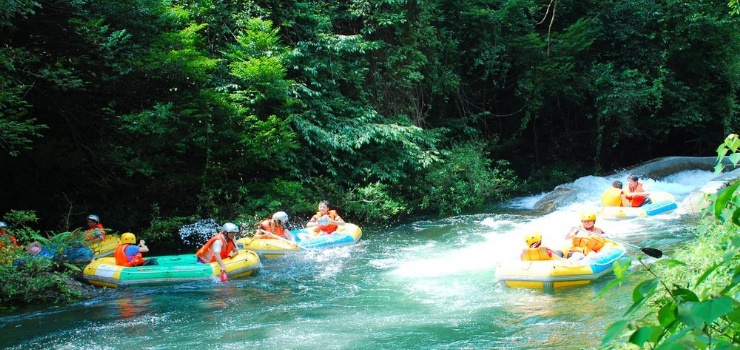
89;235;120;257
82;250;261;288
495;240;626;289
595;191;678;219
236;237;301;258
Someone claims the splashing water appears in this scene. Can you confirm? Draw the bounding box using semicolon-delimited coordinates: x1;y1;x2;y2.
178;219;220;246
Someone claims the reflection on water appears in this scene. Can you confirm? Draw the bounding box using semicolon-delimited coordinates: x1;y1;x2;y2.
0;170;712;349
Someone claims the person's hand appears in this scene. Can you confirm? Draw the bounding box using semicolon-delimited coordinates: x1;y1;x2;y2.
139;240;145;246
220;271;228;282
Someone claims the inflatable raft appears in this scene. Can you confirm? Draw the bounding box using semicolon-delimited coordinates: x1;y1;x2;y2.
82;250;261;288
236;236;300;258
292;223;362;249
495;240;627;289
596;191;678;219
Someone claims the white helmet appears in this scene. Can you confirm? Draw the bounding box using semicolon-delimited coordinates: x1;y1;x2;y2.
272;211;289;225
0;221;7;228
87;214;100;222
222;222;239;233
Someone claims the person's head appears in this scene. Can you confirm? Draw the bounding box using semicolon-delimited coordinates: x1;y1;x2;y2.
627;174;639;183
580;211;597;228
272;212;289;226
121;232;137;244
525;232;542;248
86;214;100;226
612;181;623;189
0;221;7;232
221;223;239;238
318;200;331;214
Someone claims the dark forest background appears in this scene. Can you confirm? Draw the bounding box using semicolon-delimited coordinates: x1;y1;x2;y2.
2;0;738;239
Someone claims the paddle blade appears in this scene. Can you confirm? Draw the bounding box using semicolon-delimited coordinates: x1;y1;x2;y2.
641;247;663;258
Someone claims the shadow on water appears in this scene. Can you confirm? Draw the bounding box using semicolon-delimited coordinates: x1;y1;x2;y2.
0;169;714;349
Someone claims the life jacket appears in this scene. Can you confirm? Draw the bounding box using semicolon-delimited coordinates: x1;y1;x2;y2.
521;247;554;261
114;244;146;267
314;210;338;234
601;187;623;207
84;223;106;241
259;220;290;239
571;233;606;255
624;181;648;207
196;233;235;262
0;231;19;248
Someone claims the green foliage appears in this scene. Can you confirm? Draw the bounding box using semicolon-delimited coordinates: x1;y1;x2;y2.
0;211;94;307
411;141;518;215
600;135;740;348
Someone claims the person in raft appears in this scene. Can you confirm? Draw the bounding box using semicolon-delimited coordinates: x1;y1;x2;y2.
114;232;155;266
521;232;564;260
254;211;294;241
0;221;19;250
601;181;624;207
83;214;106;241
564;211;607;260
306;200;345;235
196;223;239;281
622;174;652;207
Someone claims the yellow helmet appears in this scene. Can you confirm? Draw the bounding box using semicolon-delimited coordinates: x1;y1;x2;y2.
525;232;542;247
580;211;597;221
121;232;136;244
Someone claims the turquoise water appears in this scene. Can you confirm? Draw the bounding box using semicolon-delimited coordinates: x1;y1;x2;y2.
0;171;710;349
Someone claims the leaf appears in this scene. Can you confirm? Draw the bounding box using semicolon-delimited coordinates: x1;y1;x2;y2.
713;182;740;221
676;297;733;329
694;262;721;287
658;303;677;327
629;326;660;347
672;287;699;303
601;319;630;345
633;278;660;303
654;258;686;268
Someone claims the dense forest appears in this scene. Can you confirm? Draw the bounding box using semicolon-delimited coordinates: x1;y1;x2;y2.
1;0;739;238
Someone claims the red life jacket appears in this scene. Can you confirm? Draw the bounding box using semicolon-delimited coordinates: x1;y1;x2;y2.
114;244;146;267
196;233;236;262
314;210;338;234
521;247;554;261
84;223;106;241
0;231;19;248
259;220;290;239
624;181;647;207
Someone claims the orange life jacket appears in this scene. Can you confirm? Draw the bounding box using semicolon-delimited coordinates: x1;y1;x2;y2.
521;247;554;261
259;220;290;239
84;223;106;241
196;233;236;262
624;181;647;207
314;210;338;234
571;234;606;255
114;244;146;267
0;231;19;248
601;187;623;207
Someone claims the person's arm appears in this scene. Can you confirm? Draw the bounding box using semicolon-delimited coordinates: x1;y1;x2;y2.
212;240;227;271
331;215;345;226
306;215;319;227
138;240;149;254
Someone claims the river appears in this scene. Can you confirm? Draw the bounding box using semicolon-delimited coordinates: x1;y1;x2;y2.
0;169;718;349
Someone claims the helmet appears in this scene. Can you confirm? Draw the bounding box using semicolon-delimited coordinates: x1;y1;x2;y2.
87;214;100;222
525;232;542;247
222;223;239;233
272;211;289;225
121;232;136;244
580;211;596;221
0;221;7;229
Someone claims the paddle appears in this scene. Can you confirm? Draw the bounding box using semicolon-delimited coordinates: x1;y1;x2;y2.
568;227;663;259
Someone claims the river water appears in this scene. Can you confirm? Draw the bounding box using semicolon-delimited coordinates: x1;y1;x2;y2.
0;170;718;349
